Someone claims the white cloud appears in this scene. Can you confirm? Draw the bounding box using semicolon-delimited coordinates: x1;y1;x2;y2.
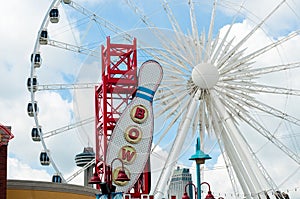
219;0;300;35
8;157;51;181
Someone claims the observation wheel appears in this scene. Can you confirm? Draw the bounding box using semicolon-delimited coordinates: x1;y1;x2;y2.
27;0;300;198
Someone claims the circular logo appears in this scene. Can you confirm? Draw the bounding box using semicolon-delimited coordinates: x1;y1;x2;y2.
124;126;142;144
130;104;148;124
118;145;137;165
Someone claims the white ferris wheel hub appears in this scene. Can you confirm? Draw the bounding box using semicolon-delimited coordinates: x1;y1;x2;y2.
191;62;219;89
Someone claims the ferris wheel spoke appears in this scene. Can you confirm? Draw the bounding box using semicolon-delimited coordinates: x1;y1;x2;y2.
155;86;188;109
146;48;192;73
65;158;95;182
66;0;133;42
165;37;195;67
211;2;243;66
43;117;94;139
125;0;189;63
160;0;183;37
155;86;184;101
218;49;250;75
221;82;300;96
217;83;300;127
222;62;300;80
203;0;217;62
152;98;191;153
155;89;189;117
37;83;97;91
204;95;216;136
217;96;241;124
217;0;286;70
236;106;300;164
157;0;199;65
159;61;190;77
216;85;256;104
162;75;187;83
47;39;99;57
125;0;154;27
222;30;300;76
154;36;195;70
192;105;201;138
188;0;201;61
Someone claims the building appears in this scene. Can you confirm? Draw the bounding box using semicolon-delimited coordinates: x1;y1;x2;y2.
168;166;193;199
0;125;13;199
1;125;98;199
7;180;98;199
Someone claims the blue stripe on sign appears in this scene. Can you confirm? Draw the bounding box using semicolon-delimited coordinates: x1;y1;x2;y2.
137;86;155;96
136;92;153;102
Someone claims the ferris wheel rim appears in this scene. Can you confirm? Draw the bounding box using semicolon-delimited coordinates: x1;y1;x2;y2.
29;0;70;183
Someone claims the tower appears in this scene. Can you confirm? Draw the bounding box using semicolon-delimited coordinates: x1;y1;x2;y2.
168;167;193;199
75;147;95;186
94;36;151;197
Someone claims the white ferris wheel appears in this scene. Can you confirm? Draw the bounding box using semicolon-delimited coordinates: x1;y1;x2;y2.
27;0;300;198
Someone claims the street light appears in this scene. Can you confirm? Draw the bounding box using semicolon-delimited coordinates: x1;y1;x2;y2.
189;137;211;199
110;157;130;183
89;158;130;198
182;182;197;199
201;182;215;199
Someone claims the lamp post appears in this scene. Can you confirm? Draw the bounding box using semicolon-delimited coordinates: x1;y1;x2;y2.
182;182;197;199
189;137;211;199
201;182;215;199
110;157;130;185
89;158;130;199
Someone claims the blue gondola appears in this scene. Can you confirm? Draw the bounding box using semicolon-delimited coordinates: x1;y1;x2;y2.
27;77;38;92
49;8;59;23
40;152;50;166
39;30;48;45
30;53;42;68
31;127;41;142
52;174;62;183
27;101;38;117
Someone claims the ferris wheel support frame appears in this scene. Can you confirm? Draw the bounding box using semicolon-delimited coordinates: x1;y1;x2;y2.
153;90;201;199
211;90;275;199
95;36;151;196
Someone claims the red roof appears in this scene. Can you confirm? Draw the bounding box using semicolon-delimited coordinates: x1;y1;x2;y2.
0;125;14;146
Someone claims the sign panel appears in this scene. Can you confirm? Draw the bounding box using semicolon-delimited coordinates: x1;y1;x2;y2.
106;60;163;193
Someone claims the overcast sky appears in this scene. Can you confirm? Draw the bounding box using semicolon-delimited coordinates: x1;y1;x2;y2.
1;0;300;198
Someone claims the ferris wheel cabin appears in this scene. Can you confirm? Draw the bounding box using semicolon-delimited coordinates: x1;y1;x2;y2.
31;126;41;142
27;77;38;93
39;30;48;45
27;101;38;117
49;8;59;23
30;53;42;68
52;174;62;183
40;151;50;166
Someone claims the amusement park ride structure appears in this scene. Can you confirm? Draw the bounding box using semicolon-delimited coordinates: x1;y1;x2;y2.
94;36;151;198
26;0;300;198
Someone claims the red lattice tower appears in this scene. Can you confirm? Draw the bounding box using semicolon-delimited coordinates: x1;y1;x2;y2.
95;37;151;197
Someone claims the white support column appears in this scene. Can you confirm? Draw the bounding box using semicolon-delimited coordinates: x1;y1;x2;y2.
211;90;270;199
153;91;201;199
211;109;250;198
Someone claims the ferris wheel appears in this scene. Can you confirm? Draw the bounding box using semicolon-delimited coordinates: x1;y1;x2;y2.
27;0;300;198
